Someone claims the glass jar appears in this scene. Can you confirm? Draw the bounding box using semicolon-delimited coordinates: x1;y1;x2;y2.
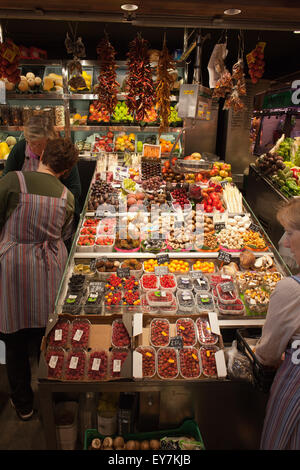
0;105;11;126
22;106;33;125
55;105;65;126
11;106;22;126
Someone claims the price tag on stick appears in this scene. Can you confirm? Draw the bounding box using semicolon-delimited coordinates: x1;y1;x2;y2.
169;336;184;349
117;267;130;278
249;222;261;233
218;250;232;264
157;254;170;265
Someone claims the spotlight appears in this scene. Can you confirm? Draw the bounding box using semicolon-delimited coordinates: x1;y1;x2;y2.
224;8;242;15
121;4;138;11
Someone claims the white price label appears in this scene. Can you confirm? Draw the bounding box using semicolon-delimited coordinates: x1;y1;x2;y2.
92;358;101;371
69;356;79;369
54;329;62;341
49;355;58;369
113;359;121;372
73;329;83;342
0;80;6;105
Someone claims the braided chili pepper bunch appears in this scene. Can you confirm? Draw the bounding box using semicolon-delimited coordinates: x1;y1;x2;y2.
126;34;156;122
156;38;176;132
95;35;119;115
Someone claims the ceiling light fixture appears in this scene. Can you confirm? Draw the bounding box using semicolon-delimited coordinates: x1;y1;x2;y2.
121;4;138;11
224;8;242;15
293;30;300;34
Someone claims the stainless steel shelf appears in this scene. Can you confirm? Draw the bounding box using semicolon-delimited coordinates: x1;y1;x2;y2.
71;125;182;132
0;126;65;132
6;93;64;100
73;250;274;259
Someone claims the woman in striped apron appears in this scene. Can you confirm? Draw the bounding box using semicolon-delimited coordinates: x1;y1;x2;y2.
255;197;300;450
0;138;78;420
2;114;82;229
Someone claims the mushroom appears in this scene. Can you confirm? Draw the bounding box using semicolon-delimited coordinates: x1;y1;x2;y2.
102;437;113;449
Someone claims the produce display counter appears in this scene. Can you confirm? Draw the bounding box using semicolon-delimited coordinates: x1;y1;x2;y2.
245;163;286;247
37;157;290;450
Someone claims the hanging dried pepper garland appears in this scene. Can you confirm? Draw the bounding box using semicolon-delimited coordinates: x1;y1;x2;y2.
126;33;156;122
223;59;247;113
223;33;247;113
156;36;177;132
95;34;119;115
212;68;233;99
0;39;21;85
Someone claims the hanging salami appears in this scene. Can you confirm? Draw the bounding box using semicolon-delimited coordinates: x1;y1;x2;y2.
156;36;176;132
95;35;119;115
126;33;156;122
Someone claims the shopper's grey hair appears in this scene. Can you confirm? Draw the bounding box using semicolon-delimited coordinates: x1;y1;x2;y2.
23;115;57;141
277;197;300;230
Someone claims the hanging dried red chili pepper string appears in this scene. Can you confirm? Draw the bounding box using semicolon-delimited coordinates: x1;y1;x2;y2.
126;33;156;122
95;33;119;115
156;35;176;133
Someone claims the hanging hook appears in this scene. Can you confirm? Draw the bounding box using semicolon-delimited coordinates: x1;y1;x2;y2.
238;29;244;60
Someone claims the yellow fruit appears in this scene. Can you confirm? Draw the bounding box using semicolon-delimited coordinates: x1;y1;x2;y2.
0;141;10;158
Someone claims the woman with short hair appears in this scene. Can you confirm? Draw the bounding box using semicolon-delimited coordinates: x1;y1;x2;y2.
0;137;79;421
255;197;300;450
2;114;81;222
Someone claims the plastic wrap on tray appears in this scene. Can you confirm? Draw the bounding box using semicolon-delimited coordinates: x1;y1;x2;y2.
176;274;193;291
45;347;66;380
94;236;115;252
196;293;215;312
196;317;219;346
104;290;123;313
62;274;87;314
64;349;87;381
157;347;179;379
140;294;158;314
176;289;195;313
159;273;177;292
84;282;105;314
216;282;238;304
150;318;170;347
87;350;108;381
192;274;210;293
141;273;159;292
146;290;175;307
111;320;131;348
73;262;96;278
243;287;270;314
200;346;219;378
47;318;70;349
179;346;202;379
110;349;129;378
135;346;156;378
262;271;283;293
70;319;90;350
76;235;96;252
159;297;178;315
217;298;245;315
176;318;197;346
235;271;263;291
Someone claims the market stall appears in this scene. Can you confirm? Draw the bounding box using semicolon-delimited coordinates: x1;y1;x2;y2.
36;149;290;449
0;20;298;451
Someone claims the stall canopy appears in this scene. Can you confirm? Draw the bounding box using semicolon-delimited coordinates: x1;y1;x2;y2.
0;1;300;31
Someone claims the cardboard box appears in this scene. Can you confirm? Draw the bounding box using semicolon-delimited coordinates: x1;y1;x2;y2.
40;311;227;382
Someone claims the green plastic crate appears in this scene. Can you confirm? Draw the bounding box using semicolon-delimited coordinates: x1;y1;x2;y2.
84;419;205;450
